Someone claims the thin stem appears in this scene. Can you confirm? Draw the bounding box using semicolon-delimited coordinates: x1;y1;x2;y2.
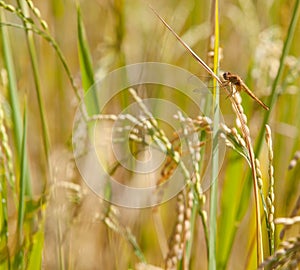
0;11;32;197
150;5;222;85
17;102;27;246
209;0;220;269
16;0;51;171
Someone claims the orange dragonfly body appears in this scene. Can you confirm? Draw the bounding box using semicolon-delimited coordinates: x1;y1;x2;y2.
222;72;269;110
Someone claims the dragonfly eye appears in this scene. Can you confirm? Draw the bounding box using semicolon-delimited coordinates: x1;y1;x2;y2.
223;71;232;80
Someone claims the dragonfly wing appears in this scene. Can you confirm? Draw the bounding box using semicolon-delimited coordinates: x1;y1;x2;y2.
241;83;269;110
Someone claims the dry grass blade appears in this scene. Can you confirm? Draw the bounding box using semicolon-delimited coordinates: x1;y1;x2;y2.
149;5;221;84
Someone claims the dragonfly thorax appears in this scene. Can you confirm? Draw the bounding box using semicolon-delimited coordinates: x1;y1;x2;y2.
223;72;241;86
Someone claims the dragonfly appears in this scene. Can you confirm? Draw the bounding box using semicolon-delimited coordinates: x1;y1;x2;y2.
222;72;269;110
151;7;269;111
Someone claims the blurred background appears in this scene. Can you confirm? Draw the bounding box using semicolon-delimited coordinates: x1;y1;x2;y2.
1;0;300;269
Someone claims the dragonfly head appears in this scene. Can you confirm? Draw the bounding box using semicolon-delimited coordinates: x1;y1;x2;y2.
222;72;232;80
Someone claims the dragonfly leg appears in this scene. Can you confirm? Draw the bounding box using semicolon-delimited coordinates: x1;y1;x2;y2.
225;83;236;99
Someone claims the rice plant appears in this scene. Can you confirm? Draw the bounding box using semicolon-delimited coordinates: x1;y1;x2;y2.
0;0;300;269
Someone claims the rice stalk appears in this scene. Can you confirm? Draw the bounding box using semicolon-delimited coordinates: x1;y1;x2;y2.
259;236;300;269
229;91;264;265
265;124;275;254
77;5;99;115
103;205;146;263
165;192;185;270
0;100;16;195
24;0;48;30
208;1;220;269
174;113;209;264
275;216;300;226
220;124;248;161
0;8;32;197
0;1;81;100
16;101;27;268
0;100;11;269
16;0;51;169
